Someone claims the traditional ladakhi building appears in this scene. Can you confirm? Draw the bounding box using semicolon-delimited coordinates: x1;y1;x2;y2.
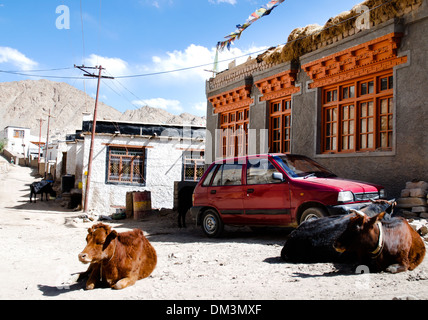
205;0;428;198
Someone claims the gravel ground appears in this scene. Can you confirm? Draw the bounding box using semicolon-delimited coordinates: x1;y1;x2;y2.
1;160;428;301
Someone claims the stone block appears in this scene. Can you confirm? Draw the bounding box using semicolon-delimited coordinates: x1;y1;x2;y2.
412;206;428;213
397;197;427;208
410;188;427;198
405;181;428;191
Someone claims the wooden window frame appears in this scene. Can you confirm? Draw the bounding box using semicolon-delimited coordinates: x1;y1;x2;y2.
219;107;249;158
107;146;146;185
183;151;205;182
269;97;292;154
321;71;394;154
13;130;25;139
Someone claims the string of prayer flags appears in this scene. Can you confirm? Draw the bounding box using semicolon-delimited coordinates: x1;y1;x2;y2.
217;0;285;51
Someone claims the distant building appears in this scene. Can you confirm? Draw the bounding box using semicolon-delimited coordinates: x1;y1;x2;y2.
1;126;39;158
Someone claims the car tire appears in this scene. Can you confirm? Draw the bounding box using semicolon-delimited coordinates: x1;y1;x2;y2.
201;209;224;238
299;207;327;224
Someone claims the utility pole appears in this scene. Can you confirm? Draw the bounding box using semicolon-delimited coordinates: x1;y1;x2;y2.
74;65;114;212
45;108;52;179
36;118;44;167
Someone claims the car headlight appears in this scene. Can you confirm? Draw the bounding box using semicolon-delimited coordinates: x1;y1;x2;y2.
379;189;386;199
338;191;354;203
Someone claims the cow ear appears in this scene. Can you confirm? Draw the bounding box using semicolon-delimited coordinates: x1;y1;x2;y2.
103;230;118;250
372;211;386;223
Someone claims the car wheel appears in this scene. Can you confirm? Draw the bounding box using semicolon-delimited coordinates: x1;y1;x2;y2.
299;207;326;224
201;209;224;238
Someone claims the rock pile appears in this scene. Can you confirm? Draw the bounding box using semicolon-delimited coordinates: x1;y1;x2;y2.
397;180;428;242
398;181;428;218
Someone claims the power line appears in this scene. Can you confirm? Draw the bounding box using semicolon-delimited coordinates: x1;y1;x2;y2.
0;0;394;81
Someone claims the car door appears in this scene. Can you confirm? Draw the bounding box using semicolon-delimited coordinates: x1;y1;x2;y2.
243;156;291;225
208;162;245;224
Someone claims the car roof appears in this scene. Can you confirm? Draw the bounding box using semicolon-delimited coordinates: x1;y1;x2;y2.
212;153;305;164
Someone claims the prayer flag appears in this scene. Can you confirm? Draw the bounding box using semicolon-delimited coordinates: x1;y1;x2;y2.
217;0;285;51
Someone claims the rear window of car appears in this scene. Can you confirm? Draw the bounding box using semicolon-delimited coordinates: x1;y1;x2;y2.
211;163;242;186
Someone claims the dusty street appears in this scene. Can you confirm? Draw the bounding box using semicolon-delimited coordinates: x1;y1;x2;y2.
1;160;428;301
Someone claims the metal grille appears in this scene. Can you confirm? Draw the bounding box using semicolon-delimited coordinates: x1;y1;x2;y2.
183;151;205;181
354;192;379;201
108;147;145;185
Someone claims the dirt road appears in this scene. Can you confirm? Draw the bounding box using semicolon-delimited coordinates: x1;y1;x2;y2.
1;160;428;300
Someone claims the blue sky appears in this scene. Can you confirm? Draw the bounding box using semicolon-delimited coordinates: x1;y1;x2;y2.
0;0;360;117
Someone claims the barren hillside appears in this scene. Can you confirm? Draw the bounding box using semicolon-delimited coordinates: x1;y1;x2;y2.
0;79;205;140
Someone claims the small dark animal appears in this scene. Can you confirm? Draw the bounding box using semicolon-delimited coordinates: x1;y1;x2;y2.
177;186;195;228
281;199;395;263
78;223;157;290
29;180;56;203
334;210;426;273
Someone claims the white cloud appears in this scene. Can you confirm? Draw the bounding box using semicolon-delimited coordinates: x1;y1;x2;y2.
139;0;173;8
149;44;213;81
133;98;183;113
0;47;38;70
146;43;268;82
193;101;207;113
85;54;130;77
209;0;237;5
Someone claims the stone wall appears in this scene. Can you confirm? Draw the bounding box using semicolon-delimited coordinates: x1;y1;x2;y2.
205;1;428;199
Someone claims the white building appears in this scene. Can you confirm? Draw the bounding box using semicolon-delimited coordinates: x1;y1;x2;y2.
76;119;206;214
1;126;33;157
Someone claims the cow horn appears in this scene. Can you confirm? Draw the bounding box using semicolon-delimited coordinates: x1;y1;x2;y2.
350;209;366;217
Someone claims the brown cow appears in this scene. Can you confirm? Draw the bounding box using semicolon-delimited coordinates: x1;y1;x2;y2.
334;210;426;273
78;223;157;290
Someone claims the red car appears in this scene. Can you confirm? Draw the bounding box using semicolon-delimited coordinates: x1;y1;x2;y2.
191;154;385;237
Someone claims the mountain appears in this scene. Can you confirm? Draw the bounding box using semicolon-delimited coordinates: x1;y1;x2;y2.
0;79;206;140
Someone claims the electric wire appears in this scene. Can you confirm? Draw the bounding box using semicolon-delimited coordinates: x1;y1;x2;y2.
0;0;394;81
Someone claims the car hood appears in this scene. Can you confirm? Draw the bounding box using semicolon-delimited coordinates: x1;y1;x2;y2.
302;177;381;193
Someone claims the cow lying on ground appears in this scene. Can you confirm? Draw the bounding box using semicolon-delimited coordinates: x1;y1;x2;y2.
281;199;396;263
78;223;157;290
29;180;56;203
334;210;426;273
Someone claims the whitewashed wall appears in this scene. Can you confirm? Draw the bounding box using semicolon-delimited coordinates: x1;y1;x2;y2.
81;133;203;214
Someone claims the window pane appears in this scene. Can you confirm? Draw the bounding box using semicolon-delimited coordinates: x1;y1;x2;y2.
361;83;367;95
381;99;388;114
380;116;388;131
247;159;280;185
361;135;367;149
202;165;217;186
380;77;388;91
368;134;374;148
343;87;348;99
368;81;374;94
211;166;223;186
368;118;374;132
360;103;366;117
368;101;374;116
109;156;120;181
221;164;242;186
349;86;355;98
121;158;131;181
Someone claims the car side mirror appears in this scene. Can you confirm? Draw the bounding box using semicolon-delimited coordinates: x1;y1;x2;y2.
272;172;284;182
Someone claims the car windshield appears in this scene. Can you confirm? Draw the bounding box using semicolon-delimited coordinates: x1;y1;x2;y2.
273;155;337;178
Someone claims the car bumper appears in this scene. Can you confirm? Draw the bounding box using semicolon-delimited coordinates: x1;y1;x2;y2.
326;202;372;216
